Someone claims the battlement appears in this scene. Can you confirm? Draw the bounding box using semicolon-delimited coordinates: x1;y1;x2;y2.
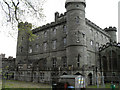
32;12;66;33
99;42;120;52
65;0;86;8
55;12;66;22
104;26;117;32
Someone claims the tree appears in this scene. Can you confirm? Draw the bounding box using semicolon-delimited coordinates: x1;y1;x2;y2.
0;0;45;38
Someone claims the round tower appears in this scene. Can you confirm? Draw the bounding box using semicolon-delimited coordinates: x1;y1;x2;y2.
104;27;117;42
65;0;87;70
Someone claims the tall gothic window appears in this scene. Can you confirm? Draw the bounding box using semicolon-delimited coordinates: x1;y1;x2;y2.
109;50;117;71
102;56;107;71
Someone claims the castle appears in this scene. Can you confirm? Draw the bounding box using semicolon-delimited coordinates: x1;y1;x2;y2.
14;0;120;85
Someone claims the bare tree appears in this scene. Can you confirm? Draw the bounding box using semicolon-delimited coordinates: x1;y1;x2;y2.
0;0;45;38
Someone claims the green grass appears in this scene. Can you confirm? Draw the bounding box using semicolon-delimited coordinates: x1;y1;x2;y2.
86;83;119;88
2;80;52;89
1;80;120;89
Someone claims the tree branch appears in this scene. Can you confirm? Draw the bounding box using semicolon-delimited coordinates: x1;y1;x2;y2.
11;0;20;23
3;0;11;22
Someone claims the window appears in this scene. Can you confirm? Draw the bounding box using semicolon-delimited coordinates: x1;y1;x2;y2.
52;58;57;67
40;73;44;79
36;44;39;49
21;37;24;41
75;16;80;23
62;56;67;67
101;34;103;40
27;72;30;76
53;28;56;35
63;25;67;34
52;40;56;49
96;32;98;37
63;37;67;46
44;31;47;37
43;42;47;51
76;5;79;7
29;46;32;53
27;65;31;69
33;72;37;79
36;34;40;39
96;42;99;50
90;40;93;46
82;33;85;38
77;54;80;67
90;28;93;35
20;47;23;52
76;31;80;43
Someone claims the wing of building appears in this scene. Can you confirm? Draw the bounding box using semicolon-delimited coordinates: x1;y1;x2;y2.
15;0;120;85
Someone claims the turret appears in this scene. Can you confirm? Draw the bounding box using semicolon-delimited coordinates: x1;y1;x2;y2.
65;0;87;69
104;27;117;42
16;22;32;64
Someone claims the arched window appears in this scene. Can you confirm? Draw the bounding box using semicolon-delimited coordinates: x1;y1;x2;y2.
108;50;117;71
102;56;107;71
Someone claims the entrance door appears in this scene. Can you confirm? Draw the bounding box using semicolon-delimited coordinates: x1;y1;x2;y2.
88;73;92;85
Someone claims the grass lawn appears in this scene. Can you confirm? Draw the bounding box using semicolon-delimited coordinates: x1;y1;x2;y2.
1;80;52;89
86;83;119;88
0;79;120;90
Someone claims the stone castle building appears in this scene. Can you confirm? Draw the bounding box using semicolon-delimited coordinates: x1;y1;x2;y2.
15;0;120;85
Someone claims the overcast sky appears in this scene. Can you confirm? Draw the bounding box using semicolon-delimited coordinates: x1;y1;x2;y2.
0;0;119;57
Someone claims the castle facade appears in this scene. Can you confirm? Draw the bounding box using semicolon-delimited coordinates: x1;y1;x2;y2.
15;0;120;85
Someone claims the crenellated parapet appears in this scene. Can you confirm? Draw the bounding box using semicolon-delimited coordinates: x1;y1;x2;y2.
32;12;66;33
104;26;117;32
104;26;117;42
55;12;66;22
99;42;120;52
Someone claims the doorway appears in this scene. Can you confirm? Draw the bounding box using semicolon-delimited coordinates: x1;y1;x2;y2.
88;73;92;85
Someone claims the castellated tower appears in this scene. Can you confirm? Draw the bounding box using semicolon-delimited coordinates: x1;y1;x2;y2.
16;22;31;64
104;27;117;42
65;0;87;69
